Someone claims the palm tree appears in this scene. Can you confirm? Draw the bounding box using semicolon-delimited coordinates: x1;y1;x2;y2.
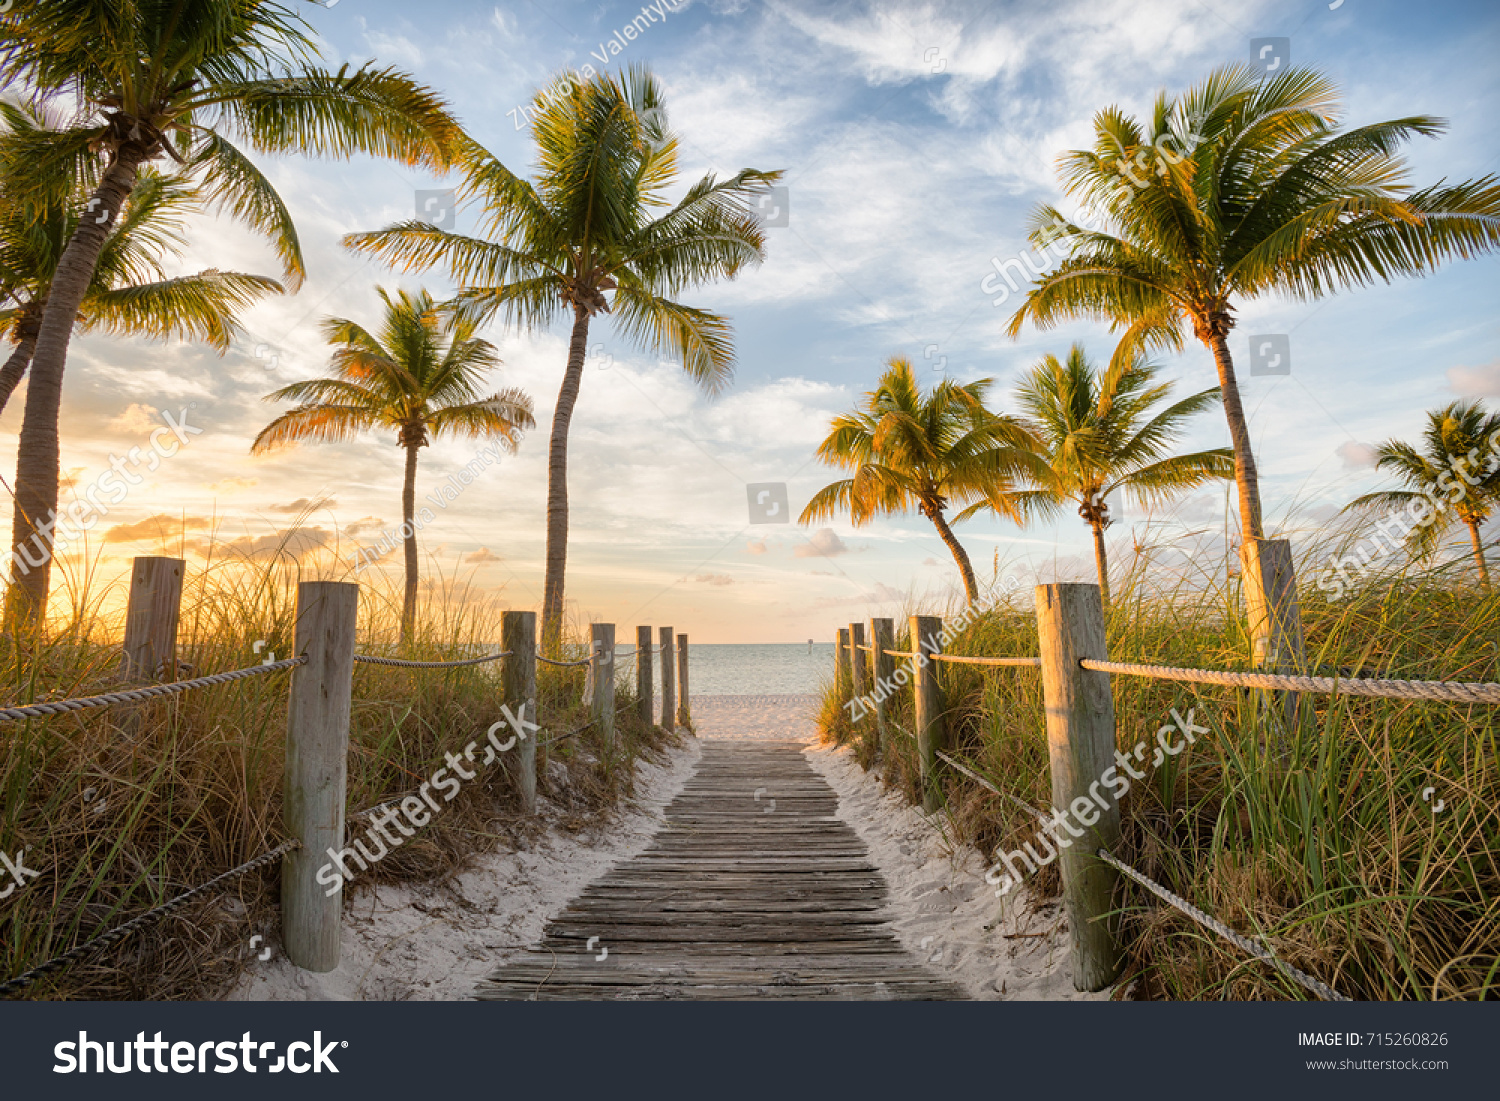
1005;65;1500;546
0;105;280;415
800;357;1044;603
0;0;462;629
251;288;534;642
344;64;779;649
988;343;1232;608
1345;400;1500;590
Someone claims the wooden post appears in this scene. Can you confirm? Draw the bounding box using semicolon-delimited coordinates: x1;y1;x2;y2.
591;623;616;756
870;618;895;757
120;556;184;681
503;611;538;814
911;615;945;812
849;621;868;703
636;626;653;727
659;626;676;733
281;580;359;973
1035;582;1123;992
1241;538;1306;729
676;633;691;732
836;628;852;705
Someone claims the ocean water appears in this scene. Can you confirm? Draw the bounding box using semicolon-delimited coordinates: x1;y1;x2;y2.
680;643;835;696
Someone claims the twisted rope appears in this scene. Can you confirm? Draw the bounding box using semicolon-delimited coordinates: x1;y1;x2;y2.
934;750;1049;823
0;839;301;998
537;655;591;668
932;654;1041;667
1081;659;1500;704
353;651;510;669
0;657;307;723
1094;848;1349;1002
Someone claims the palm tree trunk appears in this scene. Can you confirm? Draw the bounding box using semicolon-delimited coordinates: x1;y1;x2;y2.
1206;333;1264;542
6;150;146;633
1467;517;1492;590
0;331;38;416
541;304;591;652
1091;519;1111;610
926;504;979;603
401;440;420;645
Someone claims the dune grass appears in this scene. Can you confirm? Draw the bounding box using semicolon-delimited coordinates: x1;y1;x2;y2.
0;549;670;1000
817;535;1500;1000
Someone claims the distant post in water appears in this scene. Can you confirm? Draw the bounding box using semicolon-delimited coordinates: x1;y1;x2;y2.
1035;582;1123;992
870;618;895;756
591;623;616;755
120;556;184;681
636;626;653;727
676;633;691;732
282;580;359;973
1241;538;1306;730
659;627;676;733
911;615;945;812
836;628;852;705
502;611;539;814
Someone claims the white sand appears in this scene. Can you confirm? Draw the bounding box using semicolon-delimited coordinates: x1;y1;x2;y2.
804;743;1113;1001
689;693;819;740
227;738;701;1001
229;694;1111;1001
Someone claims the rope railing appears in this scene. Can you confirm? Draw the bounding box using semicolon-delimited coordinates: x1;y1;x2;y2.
927;750;1347;1000
537;654;592;668
934;750;1048;823
1081;658;1500;704
353;650;510;669
0;656;307;723
1094;849;1349;1002
932;654;1041;667
0;839;301;999
2;551;687;998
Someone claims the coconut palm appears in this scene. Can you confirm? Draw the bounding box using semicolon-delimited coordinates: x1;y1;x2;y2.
252;288;534;642
800;357;1044;604
343;64;779;649
0;0;462;629
1345;400;1500;590
982;343;1232;608
0;106;280;415
1005;65;1500;547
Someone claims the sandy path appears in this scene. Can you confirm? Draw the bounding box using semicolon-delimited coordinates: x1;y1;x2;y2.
227;739;701;1001
804;745;1111;1001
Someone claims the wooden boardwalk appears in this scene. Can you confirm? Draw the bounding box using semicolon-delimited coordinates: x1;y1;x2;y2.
476;741;965;1000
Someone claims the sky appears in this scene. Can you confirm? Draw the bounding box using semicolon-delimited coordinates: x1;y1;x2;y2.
3;0;1498;643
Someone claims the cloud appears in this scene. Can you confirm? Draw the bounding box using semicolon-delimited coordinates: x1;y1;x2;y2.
186;526;332;562
269;496;337;513
59;467;87;492
795;528;849;557
694;572;735;586
104;514;213;543
921;556;940;567
464;547;502;565
1446;360;1500;398
344;517;387;538
1336;441;1379;469
110;403;160;433
746;538;769;554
